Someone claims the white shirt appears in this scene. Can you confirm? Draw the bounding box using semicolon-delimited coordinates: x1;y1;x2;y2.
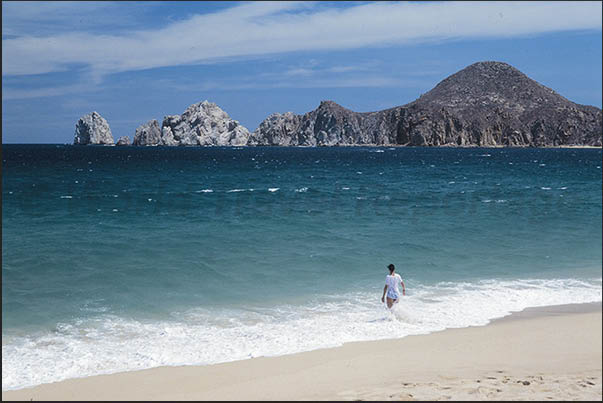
385;273;403;297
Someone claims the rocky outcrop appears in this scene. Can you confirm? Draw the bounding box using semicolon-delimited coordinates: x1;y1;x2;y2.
159;101;250;146
249;61;602;147
247;112;302;146
115;136;131;146
133;119;161;146
73;112;114;145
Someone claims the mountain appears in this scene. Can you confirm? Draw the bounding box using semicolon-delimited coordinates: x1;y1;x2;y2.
249;61;602;147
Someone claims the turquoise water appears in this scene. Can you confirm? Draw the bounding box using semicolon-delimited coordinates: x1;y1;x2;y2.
2;145;602;389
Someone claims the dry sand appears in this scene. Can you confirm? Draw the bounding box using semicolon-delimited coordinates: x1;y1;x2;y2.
3;302;601;401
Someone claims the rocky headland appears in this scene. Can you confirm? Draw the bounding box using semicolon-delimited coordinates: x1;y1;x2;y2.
250;62;602;147
74;61;602;147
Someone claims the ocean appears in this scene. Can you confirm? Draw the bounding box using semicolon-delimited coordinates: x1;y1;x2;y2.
2;144;601;390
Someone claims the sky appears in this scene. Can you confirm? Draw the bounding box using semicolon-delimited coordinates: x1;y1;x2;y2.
2;1;602;144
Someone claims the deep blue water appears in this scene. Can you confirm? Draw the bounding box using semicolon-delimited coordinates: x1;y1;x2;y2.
2;145;602;389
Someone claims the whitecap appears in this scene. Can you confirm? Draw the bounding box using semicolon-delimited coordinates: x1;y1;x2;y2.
557;187;567;190
341;187;350;190
295;187;308;193
195;189;213;193
541;187;551;190
268;188;279;192
60;195;73;199
227;189;246;193
112;209;118;212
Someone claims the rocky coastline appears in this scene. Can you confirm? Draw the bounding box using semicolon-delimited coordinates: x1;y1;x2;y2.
73;61;602;147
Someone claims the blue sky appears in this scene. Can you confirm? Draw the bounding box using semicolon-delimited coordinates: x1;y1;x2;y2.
2;1;602;144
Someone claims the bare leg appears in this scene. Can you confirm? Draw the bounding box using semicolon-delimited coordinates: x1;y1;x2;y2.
386;297;396;308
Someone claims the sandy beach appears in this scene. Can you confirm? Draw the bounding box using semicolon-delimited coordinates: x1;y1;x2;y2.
3;302;601;401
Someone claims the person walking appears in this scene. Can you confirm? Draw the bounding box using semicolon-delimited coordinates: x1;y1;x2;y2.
381;263;405;308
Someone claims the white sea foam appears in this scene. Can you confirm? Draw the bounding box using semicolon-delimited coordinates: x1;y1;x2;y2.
541;187;552;190
195;189;213;193
60;196;73;199
295;187;308;193
2;277;600;391
268;188;279;192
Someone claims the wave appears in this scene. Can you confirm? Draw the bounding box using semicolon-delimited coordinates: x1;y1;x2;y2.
2;277;600;391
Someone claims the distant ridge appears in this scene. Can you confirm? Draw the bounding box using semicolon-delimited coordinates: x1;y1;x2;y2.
250;61;602;147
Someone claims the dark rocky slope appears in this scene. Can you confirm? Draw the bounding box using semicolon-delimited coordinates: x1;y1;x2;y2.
249;61;602;147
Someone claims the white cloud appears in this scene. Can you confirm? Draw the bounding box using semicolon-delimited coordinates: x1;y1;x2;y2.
2;84;90;100
2;1;602;77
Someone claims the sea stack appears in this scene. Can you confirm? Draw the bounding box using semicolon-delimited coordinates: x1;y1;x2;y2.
132;119;162;146
73;112;114;145
160;101;250;146
115;136;131;146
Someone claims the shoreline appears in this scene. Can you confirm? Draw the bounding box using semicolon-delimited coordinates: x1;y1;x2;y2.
3;301;601;401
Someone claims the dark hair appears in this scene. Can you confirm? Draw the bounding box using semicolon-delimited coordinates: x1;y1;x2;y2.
387;264;395;272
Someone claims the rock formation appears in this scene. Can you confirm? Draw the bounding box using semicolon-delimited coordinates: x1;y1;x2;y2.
76;62;601;148
73;112;114;145
115;136;131;146
249;61;602;147
159;101;250;146
133;119;162;146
